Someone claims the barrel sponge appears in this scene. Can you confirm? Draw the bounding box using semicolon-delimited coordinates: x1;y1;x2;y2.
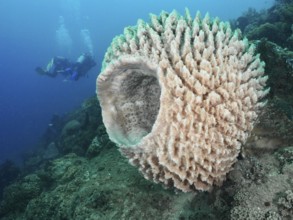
96;9;269;192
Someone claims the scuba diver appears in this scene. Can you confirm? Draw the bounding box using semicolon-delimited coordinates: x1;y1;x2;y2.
35;53;96;81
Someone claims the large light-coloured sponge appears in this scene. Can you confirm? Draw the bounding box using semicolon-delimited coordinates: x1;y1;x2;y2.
96;9;269;192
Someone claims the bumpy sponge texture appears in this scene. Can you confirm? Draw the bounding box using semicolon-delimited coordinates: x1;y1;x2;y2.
97;10;269;192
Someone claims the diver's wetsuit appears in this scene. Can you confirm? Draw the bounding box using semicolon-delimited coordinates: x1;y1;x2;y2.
46;56;72;77
35;54;96;81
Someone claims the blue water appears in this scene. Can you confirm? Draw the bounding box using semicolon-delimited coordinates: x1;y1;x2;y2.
0;0;274;165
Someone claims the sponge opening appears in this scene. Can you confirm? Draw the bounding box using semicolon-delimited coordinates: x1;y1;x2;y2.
99;60;161;147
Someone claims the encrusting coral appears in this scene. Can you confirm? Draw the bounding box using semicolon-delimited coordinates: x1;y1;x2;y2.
96;9;269;192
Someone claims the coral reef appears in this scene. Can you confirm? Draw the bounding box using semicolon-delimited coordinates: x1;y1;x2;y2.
1;2;293;219
234;0;293;50
23;96;102;173
0;132;204;220
0;174;42;219
256;40;293;100
0;86;292;220
277;190;293;218
227;153;292;220
61;119;81;136
0;161;20;200
97;9;269;192
1;139;292;219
